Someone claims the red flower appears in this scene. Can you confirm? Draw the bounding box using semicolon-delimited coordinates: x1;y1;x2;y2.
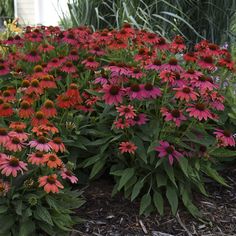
0;103;13;117
119;141;137;154
174;86;198;102
19;101;34;118
41;100;57;118
187;103;213;121
102;84;123;105
38;174;64;193
31;111;48;127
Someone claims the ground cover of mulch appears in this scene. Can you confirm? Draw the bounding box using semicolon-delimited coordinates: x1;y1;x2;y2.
72;167;236;236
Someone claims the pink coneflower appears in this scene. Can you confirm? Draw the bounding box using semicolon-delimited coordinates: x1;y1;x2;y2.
62;32;77;45
28;151;45;166
141;83;162;99
171;35;186;52
198;55;216;70
155;141;182;165
38;174;64;193
183;52;197;63
116;105;136;119
113;118;131;129
94;76;108;85
40;100;57;118
31;111;48;127
25;50;41;63
129;68;144;79
25;79;43;95
214;129;235;147
89;46;106;56
0;63;10;75
187;103;213;121
161;107;186;127
181;69;203;80
0;127;10;145
29;136;51;152
132;113;148;126
119;141;137;154
0;156;27;177
67;49;79;61
159;70;176;83
145;59;162;71
155;37;169;51
61;169;78;184
194;75;216;91
38;44;55;53
206;43;220;56
61;61;77;73
126;84;145;100
143;33;159;44
49;137;66;153
162;58;183;72
8;128;29;142
82;57;99;70
102;84;123;105
174;86;198;102
43;153;62;169
1;90;15;102
40;75;57;89
47;58;61;69
5;137;24;152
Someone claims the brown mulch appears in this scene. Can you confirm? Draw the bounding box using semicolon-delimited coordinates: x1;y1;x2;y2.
72;168;236;236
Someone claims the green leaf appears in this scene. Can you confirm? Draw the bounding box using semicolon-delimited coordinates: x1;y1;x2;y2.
132;136;148;163
118;168;135;191
0;205;8;214
153;191;164;215
139;193;151;215
210;148;236;158
38;222;55;236
34;206;54;226
0;215;14;233
166;185;178;215
131;179;144;201
89;158;106;179
15;200;23;215
178;158;189;177
87;137;111;146
164;162;177;187
156;173;167;187
19;220;35;236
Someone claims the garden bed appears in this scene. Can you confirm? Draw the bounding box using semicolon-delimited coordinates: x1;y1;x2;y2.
74;167;236;236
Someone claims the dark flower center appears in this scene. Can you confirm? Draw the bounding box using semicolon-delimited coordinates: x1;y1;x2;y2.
223;130;231;137
34;65;43;72
12;137;20;144
0;64;5;70
195;103;206;111
29;51;37;56
9;157;19;167
87;57;94;62
37;136;47;144
133;68;140;74
49;155;57;161
182;87;191;93
67;34;75;39
31;79;40;87
144;83;153;91
157;37;166;45
148;34;155;39
65;62;73;67
154;59;161;66
21;101;30;109
22;80;30;87
138;48;146;55
3;91;10;97
35;112;44;119
166;146;174;154
2;103;11;109
53;137;62;144
47;176;56;184
202;56;213;64
208;44;218;50
171;109;180;118
131;84;140;92
187;69;195;74
35;151;43;158
44;100;54;109
168;58;178;65
199;76;206;82
199;145;207;152
109;85;120;95
0;128;7;135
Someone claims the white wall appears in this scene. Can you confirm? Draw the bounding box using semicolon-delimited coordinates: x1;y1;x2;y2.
15;0;69;26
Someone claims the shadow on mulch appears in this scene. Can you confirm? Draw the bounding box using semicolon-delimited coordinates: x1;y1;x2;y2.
72;168;236;236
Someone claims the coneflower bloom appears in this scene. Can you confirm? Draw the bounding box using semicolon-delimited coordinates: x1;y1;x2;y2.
82;57;99;70
119;141;137;154
155;37;169;51
183;52;197;63
19;101;34;118
28;151;45;166
194;75;216;91
198;55;216;70
25;50;41;63
113;118;131;129
2;90;15;102
181;69;203;80
29;136;51;152
132;113;149;126
0;156;27;177
67;49;79;61
61;61;77;73
9;122;26;130
43;153;62;168
47;58;61;69
143;33;159;44
49;137;66;153
8;128;29;142
38;43;55;53
117;105;136;119
129;68;144;79
32;123;59;136
25;79;43;95
61;169;78;184
161;107;186;127
31;111;48;127
174;86;198;102
62;32;77;45
0;127;10;145
162;58;183;72
5;137;24;152
159;70;176;83
57;93;74;108
41;100;57;118
0;103;14;117
155;141;183;165
38;174;64;193
171;35;186;52
145;59;162;71
40;75;57;89
89;46;106;56
126;84;145;100
102;84;123;105
187;103;213;121
141;83;162;99
213;129;235;147
66;83;82;104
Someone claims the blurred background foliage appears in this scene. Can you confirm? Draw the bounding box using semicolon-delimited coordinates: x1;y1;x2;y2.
0;0;14;18
59;0;236;48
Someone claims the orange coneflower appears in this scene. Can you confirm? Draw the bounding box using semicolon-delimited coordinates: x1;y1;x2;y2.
43;153;62;168
38;174;64;193
41;100;57;118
